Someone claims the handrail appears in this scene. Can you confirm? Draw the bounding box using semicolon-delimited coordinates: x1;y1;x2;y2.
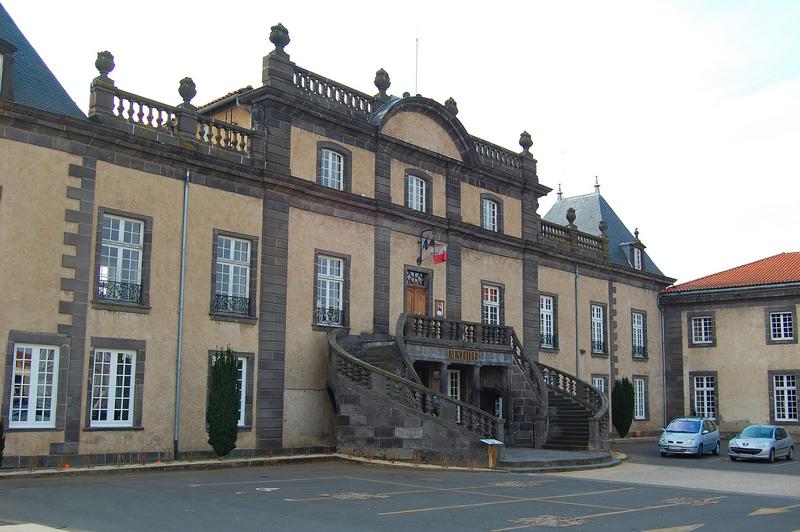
110;86;178;131
196;114;252;154
328;329;502;440
509;330;549;446
403;314;513;349
472;136;522;170
293;66;374;115
395;313;422;384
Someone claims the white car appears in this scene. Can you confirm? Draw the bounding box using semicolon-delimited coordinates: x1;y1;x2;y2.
728;424;794;462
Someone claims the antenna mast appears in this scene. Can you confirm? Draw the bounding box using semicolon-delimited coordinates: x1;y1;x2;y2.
415;36;419;94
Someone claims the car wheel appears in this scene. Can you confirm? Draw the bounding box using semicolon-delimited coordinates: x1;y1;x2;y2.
768;449;775;463
696;444;703;458
713;441;720;456
787;446;794;461
729;455;737;461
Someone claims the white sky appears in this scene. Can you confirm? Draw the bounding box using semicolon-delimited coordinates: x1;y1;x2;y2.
5;0;799;283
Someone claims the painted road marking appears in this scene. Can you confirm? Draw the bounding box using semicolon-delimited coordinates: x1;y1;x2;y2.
748;501;800;516
188;475;343;487
255;487;280;492
642;525;704;532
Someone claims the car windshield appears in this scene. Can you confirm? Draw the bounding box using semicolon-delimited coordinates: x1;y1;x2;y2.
740;426;774;439
666;420;701;433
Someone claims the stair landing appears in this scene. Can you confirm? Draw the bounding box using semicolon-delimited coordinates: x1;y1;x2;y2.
497;446;618;473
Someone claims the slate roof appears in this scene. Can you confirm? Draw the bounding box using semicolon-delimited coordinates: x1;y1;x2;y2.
0;3;84;119
664;252;800;293
542;191;664;276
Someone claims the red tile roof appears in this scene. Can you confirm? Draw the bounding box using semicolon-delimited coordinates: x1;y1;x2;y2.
198;86;253;110
664;252;800;293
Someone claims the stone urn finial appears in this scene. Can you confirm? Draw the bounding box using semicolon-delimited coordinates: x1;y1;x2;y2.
269;23;290;53
519;130;533;154
95;51;115;79
444;97;458;116
599;220;608;235
566;207;576;226
374;68;390;102
178;77;196;106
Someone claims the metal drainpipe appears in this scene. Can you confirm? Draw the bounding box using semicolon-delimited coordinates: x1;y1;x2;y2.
659;293;667;428
574;264;580;379
173;169;190;458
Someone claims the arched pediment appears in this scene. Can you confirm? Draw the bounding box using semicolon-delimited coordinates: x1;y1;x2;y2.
375;97;476;164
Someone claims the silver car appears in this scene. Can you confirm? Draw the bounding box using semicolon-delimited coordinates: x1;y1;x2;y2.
658;417;721;457
728;424;795;462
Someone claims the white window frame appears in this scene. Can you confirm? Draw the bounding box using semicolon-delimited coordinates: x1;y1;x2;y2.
633;377;646;420
215;235;250;299
99;213;144;299
482;285;501;325
494;397;503;419
236;357;246;427
693;376;716;420
316;255;344;325
9;344;59;429
320;148;344;190
591;304;605;353
448;369;461;423
592;376;606;395
632;311;645;356
774;374;798;422
770;311;794;341
90;350;136;427
691;316;713;345
407;175;426;212
482;198;498;231
540;295;555;348
632;247;642;270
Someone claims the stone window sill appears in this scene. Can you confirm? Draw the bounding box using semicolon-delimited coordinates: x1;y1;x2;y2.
92;299;151;314
210;312;258;325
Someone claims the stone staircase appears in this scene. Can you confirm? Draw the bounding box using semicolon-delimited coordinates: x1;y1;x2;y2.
543;389;592;450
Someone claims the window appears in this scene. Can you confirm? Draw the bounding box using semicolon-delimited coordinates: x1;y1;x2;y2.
693;375;716;420
482;199;498;231
769;311;795;341
235;357;247;426
591;304;606;354
98;214;144;303
773;374;798;422
207;351;253;429
482;284;501;325
0;38;16;101
540;295;557;349
633;377;647;420
214;235;251;314
494;397;503;419
9;344;59;428
592;376;608;396
316;254;345;326
632;311;647;357
320;149;343;190
90;350;135;427
407;174;426;212
632;247;642;270
688;313;715;347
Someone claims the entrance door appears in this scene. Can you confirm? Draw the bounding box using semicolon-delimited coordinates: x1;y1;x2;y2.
405;270;427;315
448;369;461;423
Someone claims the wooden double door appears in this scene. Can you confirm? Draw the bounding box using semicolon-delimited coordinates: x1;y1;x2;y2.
405;270;428;315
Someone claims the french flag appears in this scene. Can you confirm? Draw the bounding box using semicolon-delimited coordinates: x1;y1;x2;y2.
433;244;447;264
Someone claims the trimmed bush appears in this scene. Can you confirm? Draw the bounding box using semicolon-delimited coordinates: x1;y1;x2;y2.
206;347;241;457
612;378;635;438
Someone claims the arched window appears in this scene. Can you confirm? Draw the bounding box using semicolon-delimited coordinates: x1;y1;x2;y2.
316;141;352;192
480;193;504;232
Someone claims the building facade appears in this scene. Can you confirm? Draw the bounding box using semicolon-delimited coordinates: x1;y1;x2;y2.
661;252;800;437
0;10;673;466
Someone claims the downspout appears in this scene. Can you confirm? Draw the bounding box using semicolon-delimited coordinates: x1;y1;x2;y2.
173;169;190;458
659;293;667;428
574;264;580;379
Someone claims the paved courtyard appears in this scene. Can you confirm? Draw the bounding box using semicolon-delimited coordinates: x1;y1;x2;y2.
1;455;799;531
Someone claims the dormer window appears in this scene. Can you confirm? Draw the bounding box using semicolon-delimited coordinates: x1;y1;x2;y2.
633;247;642;270
0;38;17;101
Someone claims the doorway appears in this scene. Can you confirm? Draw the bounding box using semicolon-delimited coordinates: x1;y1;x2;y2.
405;269;430;316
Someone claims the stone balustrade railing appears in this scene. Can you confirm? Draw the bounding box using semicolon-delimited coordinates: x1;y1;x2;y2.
293;66;374;115
109;87;178;132
404;314;512;348
540;220;608;257
196;114;252;154
328;329;502;440
536;361;609;450
473;137;522;171
576;232;603;254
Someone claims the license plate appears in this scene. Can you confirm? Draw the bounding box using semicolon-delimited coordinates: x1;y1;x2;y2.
669;446;682;451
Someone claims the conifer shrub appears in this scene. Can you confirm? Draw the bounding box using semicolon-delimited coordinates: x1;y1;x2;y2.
206;347;240;457
611;378;635;438
0;415;5;467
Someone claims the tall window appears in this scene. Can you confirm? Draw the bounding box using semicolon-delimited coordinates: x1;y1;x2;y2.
691;316;713;345
9;344;59;428
99;214;143;303
235;357;246;426
770;311;794;341
316;255;344;326
540;295;556;349
693;376;716;420
591;304;606;354
320;149;343;190
482;199;498;232
774;374;798;421
592;376;607;396
633;248;642;270
214;235;251;314
482;284;501;325
407;175;426;212
90;350;135;427
632;311;646;357
633;377;646;420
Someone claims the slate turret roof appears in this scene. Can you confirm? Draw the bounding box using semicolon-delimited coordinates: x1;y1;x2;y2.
543;191;664;276
0;3;84;119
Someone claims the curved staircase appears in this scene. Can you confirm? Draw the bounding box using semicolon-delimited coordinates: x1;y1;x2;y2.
327;314;608;464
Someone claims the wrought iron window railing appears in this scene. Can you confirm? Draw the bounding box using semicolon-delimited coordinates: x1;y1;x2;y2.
540;333;558;349
316;306;344;326
214;294;251;315
591;340;606;354
97;280;143;304
632;344;647;357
